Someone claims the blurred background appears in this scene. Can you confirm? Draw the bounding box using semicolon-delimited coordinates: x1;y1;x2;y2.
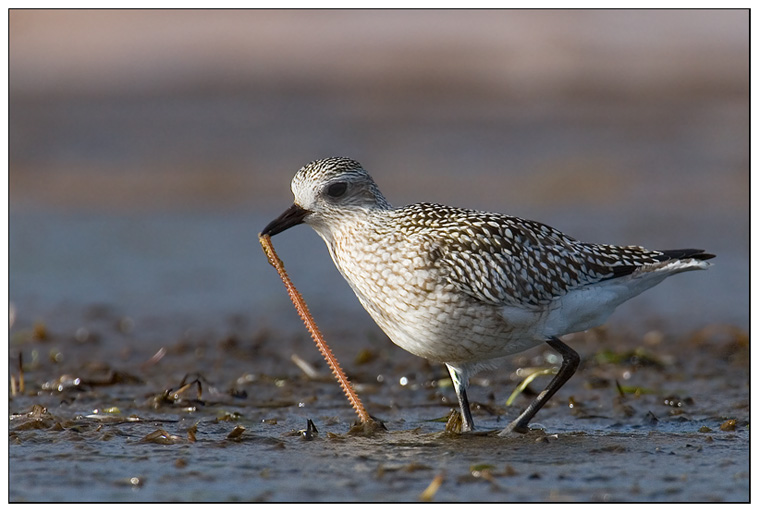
9;9;749;342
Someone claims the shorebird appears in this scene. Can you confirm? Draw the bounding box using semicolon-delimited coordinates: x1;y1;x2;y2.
261;157;714;435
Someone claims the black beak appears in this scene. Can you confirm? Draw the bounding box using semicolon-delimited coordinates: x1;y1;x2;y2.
261;204;310;237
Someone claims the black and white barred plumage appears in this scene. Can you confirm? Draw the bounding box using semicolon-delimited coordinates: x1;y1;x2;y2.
387;202;710;307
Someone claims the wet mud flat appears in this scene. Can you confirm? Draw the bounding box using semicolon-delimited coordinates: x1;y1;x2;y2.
8;308;749;502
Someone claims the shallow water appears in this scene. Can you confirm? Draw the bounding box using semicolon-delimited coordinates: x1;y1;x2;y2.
8;304;750;502
9;421;751;502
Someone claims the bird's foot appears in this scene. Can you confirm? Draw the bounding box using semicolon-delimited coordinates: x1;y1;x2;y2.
444;409;469;434
498;421;545;438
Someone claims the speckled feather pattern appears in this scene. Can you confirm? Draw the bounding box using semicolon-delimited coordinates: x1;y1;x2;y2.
282;157;712;365
385;203;668;307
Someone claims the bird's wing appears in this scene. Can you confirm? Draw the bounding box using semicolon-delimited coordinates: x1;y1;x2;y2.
422;205;665;307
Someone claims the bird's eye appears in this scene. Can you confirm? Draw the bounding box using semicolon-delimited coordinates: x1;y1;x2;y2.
326;182;348;198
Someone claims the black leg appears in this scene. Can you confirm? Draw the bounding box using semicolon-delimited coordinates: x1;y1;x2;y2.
500;336;580;435
446;364;474;432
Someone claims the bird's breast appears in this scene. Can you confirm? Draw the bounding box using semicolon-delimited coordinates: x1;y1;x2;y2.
322;224;538;363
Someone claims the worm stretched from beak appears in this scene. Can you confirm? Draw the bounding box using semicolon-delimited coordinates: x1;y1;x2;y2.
259;233;371;424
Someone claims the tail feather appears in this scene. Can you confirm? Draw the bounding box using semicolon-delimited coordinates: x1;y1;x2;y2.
655;248;716;262
606;248;714;280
